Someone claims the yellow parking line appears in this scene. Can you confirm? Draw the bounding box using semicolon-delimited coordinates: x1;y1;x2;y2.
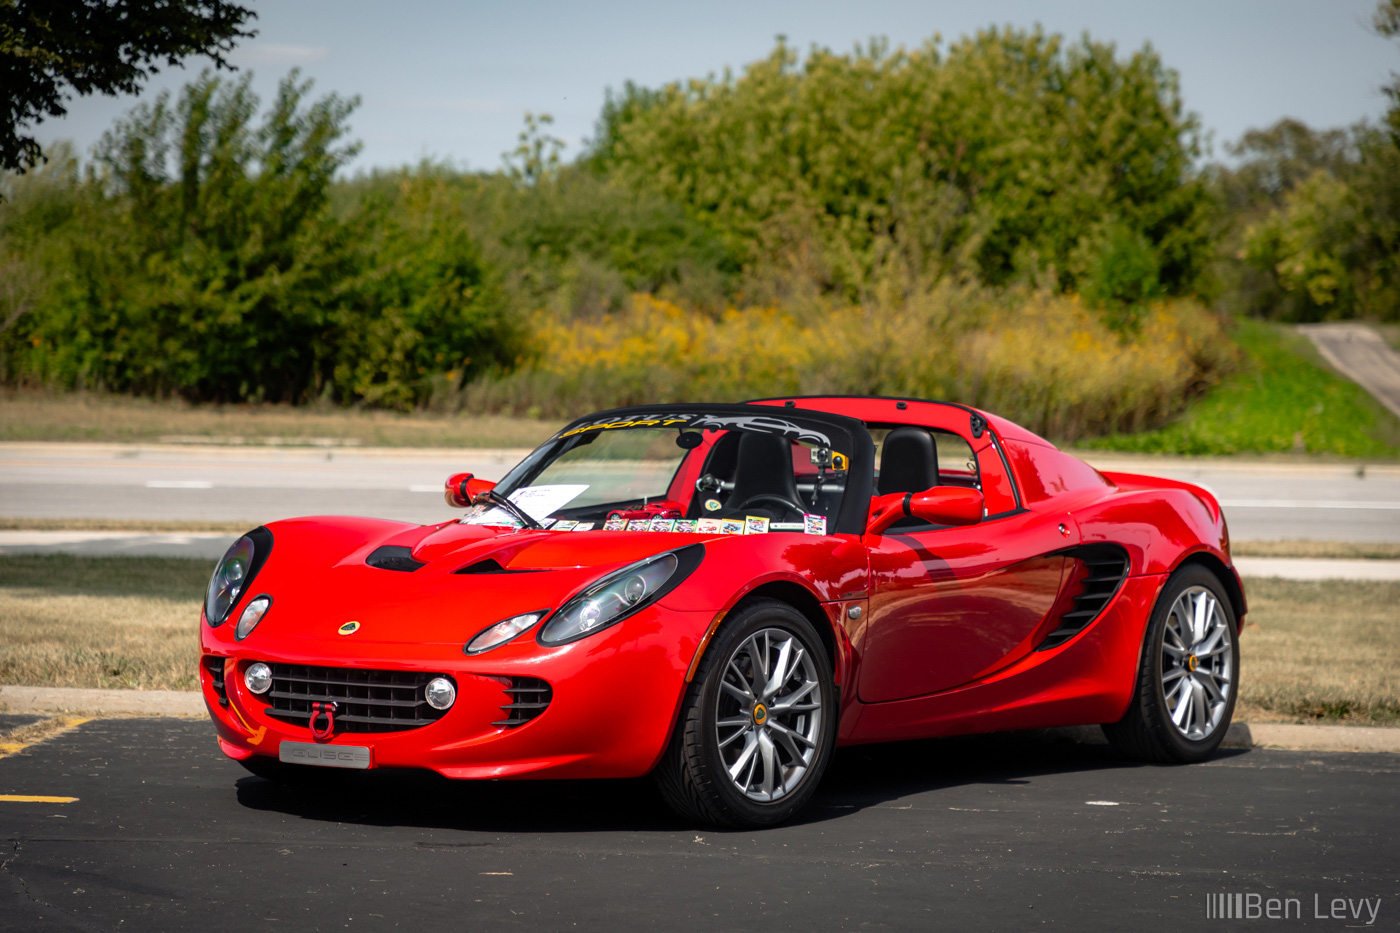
0;716;91;761
0;795;78;803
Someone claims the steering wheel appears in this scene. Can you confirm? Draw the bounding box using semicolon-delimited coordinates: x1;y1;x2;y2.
732;493;806;517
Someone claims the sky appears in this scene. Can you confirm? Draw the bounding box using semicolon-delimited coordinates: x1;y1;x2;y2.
32;0;1400;175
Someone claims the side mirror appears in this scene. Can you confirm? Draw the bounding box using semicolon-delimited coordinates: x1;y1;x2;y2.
867;487;984;535
444;472;497;508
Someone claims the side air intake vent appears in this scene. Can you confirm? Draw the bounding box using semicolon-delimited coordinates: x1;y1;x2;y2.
366;545;425;572
203;655;228;707
1037;544;1130;651
493;677;552;728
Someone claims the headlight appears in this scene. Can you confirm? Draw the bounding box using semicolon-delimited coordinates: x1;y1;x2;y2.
538;544;704;646
204;527;272;627
465;611;545;655
235;595;272;641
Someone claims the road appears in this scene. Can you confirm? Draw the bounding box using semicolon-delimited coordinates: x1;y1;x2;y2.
2;442;1398;543
0;719;1394;931
1299;322;1400;421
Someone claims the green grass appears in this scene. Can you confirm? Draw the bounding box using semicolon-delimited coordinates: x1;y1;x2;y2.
1082;319;1400;458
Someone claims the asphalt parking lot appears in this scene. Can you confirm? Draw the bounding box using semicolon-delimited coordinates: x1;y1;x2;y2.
2;719;1394;931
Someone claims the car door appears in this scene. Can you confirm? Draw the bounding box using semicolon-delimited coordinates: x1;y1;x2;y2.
857;433;1079;703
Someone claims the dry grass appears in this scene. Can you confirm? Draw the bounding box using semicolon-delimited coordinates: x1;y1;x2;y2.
0;389;561;448
0;556;1395;726
0;555;206;690
464;289;1236;443
1236;578;1400;725
1232;540;1400;560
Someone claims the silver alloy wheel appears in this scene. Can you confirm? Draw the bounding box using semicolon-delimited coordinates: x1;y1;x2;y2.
715;627;824;802
1160;584;1234;741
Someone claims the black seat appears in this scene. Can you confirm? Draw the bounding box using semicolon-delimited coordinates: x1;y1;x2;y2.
878;427;939;495
724;432;803;517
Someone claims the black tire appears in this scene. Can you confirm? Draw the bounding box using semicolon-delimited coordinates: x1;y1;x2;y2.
654;599;838;828
1103;564;1240;762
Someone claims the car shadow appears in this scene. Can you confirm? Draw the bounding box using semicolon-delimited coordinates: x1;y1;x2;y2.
232;728;1252;834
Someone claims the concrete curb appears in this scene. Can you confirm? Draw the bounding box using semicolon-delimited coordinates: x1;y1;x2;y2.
0;685;206;718
1055;722;1400;754
3;685;1397;752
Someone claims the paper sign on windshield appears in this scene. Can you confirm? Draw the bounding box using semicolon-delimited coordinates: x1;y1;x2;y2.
462;484;589;525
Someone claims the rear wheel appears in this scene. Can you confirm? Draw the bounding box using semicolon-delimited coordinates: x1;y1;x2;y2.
654;599;837;827
1103;565;1239;762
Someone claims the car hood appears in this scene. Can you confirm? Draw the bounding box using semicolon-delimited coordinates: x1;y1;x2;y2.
237;516;719;648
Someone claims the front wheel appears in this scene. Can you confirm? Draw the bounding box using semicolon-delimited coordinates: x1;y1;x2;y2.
1103;565;1239;762
654;599;837;827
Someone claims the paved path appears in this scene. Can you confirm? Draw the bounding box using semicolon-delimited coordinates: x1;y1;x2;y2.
0;718;1394;932
1299;322;1400;420
4;443;1400;542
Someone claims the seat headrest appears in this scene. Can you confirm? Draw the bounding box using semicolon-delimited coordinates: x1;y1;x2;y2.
878;427;939;495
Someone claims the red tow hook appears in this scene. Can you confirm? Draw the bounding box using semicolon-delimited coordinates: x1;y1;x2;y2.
308;701;338;741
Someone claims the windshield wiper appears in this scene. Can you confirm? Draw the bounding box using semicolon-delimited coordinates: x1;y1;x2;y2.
472;489;545;530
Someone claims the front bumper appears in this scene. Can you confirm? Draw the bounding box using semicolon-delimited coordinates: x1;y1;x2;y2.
202;604;716;780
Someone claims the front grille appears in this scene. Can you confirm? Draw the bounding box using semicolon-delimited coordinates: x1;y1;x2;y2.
263;663;450;733
203;656;228;707
493;677;552;728
1037;545;1130;651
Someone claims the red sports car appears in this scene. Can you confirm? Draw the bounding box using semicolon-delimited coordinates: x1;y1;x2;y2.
200;397;1244;827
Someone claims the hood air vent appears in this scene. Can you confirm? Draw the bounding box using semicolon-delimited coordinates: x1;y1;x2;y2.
455;558;543;575
366;545;425;572
1037;544;1130;651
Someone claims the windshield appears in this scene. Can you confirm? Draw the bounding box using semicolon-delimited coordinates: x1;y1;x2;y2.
463;408;862;535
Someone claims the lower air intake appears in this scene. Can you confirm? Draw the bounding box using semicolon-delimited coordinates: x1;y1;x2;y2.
203;655;228;707
263;663;450;733
494;677;552;728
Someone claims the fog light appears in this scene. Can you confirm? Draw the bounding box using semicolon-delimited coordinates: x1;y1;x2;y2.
425;677;456;710
244;662;272;695
235;595;272;640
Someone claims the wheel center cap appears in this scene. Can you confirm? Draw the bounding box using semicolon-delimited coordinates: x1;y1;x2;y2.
752;703;768;725
1186;654;1199;672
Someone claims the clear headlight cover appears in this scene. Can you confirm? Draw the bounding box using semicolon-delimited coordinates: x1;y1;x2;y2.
538;546;703;646
465;611;545;655
235;596;272;641
205;536;254;626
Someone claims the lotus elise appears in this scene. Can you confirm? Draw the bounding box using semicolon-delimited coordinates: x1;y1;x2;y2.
200;397;1245;826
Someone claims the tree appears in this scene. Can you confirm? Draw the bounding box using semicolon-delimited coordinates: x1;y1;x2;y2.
600;29;1213;302
0;0;256;174
1377;0;1400;142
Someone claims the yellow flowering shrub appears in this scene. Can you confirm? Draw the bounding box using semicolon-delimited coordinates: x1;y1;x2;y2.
463;286;1234;442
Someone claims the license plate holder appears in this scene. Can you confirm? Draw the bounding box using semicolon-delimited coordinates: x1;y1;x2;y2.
279;741;371;769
